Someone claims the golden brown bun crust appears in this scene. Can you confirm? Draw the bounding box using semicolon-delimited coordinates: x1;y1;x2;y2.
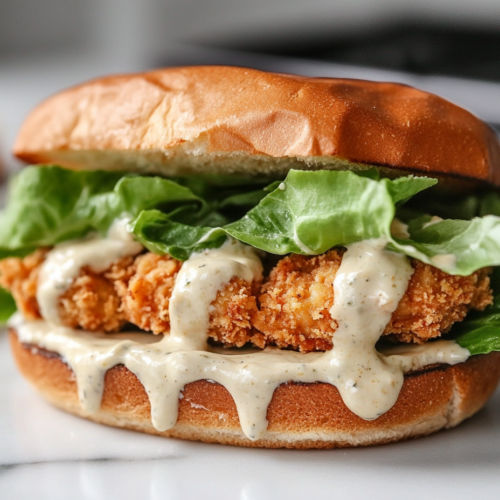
10;330;500;449
14;66;500;185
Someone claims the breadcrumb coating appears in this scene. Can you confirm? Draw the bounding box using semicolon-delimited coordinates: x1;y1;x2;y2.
208;276;264;348
114;253;182;334
252;250;343;352
0;251;261;342
0;246;493;353
386;260;492;343
0;251;131;332
252;251;492;352
0;249;48;320
59;269;125;331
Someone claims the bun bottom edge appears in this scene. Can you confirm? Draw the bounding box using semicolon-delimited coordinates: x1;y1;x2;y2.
9;330;500;449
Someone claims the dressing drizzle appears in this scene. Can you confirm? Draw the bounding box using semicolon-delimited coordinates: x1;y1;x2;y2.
37;218;142;324
15;236;470;441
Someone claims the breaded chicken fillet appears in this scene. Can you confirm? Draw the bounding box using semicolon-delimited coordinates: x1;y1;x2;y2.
252;251;492;352
0;250;260;347
0;247;492;352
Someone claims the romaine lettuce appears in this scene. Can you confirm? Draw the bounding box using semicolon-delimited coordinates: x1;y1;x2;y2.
4;166;500;277
132;169;500;275
0;287;16;324
0;166;271;257
0;166;206;254
452;269;500;355
3;165;500;353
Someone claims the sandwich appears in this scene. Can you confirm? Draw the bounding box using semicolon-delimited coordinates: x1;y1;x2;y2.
1;66;500;449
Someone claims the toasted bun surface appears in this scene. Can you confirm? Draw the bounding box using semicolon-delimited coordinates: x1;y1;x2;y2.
10;330;500;449
14;66;500;186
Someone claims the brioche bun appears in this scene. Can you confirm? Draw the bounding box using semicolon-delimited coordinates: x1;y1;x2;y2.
10;330;500;449
10;66;500;449
14;66;500;186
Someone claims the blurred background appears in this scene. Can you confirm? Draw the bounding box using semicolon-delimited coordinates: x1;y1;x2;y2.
2;0;500;177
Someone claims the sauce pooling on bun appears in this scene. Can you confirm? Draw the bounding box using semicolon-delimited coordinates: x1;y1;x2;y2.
3;66;500;448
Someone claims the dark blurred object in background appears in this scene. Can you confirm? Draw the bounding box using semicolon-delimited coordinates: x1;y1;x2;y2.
4;0;500;175
211;23;500;83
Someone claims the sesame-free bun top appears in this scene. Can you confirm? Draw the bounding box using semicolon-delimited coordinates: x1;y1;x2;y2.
14;66;500;185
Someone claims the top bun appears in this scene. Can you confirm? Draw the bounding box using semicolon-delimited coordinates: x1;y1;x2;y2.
14;66;500;186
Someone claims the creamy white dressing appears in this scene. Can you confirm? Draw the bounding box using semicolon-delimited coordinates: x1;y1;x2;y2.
14;235;470;441
422;215;443;229
326;238;415;418
166;239;263;351
381;341;469;373
432;253;457;269
37;218;143;325
12;315;468;441
390;218;410;239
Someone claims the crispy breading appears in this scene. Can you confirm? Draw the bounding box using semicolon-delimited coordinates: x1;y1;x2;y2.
0;251;184;334
0;251;185;334
251;250;342;352
114;253;182;334
0;250;130;332
1;247;493;352
0;249;48;320
253;251;493;352
208;276;264;348
0;250;260;342
59;268;125;331
386;260;492;343
117;256;262;342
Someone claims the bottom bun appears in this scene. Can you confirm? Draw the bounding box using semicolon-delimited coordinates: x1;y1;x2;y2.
10;330;500;449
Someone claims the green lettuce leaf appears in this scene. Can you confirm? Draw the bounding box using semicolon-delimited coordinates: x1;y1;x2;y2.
405;189;500;221
223;170;436;254
452;269;500;355
0;287;16;324
224;172;500;275
0;166;209;256
0;166;274;258
131;210;226;261
132;170;500;276
479;192;500;217
171;174;273;222
390;215;500;276
5;166;500;279
132;170;438;259
454;320;500;355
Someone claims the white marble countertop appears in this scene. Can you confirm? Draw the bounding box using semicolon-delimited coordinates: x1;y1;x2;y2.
2;51;500;499
1;327;500;500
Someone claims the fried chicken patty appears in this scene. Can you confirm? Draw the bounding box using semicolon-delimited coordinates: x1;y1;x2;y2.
0;250;259;344
0;247;492;352
0;249;47;321
252;250;343;352
252;251;492;352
